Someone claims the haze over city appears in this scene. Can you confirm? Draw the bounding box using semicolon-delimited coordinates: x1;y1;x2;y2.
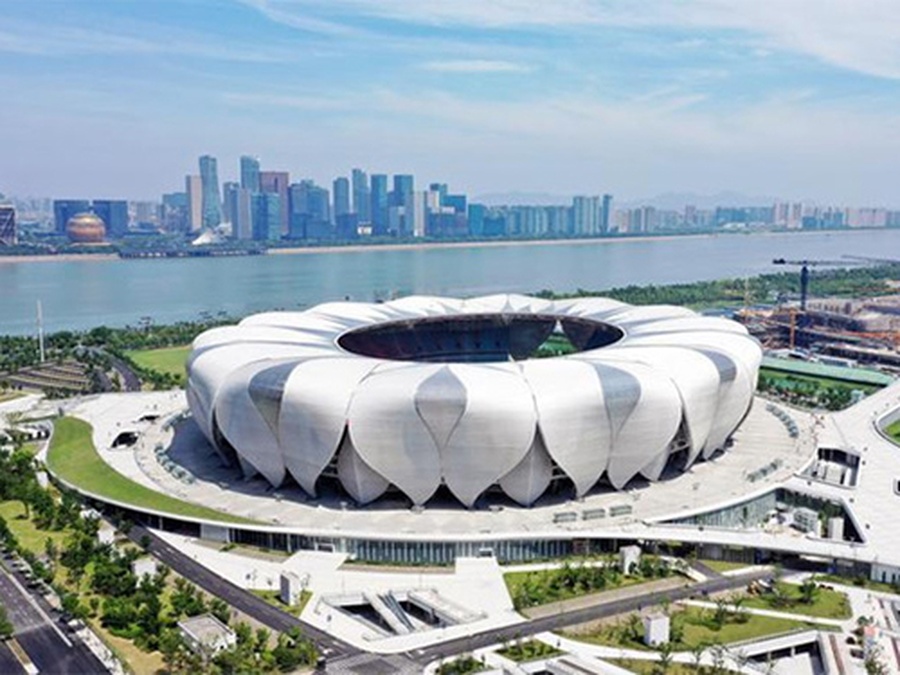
3;0;900;204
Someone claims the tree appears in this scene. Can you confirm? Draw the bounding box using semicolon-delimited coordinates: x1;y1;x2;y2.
653;641;673;674
799;578;819;605
0;604;13;640
210;597;231;626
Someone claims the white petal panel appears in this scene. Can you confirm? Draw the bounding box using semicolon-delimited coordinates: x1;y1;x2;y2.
499;433;554;506
598;346;721;466
384;295;465;317
348;363;443;505
621;316;749;337
279;357;380;496
603;305;696;326
188;342;333;445
213;359;287;487
522;359;613;497
593;360;682;489
440;364;536;507
336;434;389;504
554;297;628;318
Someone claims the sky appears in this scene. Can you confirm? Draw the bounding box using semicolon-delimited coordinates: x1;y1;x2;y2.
2;0;900;205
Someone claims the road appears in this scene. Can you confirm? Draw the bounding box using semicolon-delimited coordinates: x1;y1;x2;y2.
132;524;772;671
409;568;772;665
0;565;106;674
128;524;360;662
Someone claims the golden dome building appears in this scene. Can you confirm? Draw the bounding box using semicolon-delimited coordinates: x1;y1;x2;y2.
65;212;106;244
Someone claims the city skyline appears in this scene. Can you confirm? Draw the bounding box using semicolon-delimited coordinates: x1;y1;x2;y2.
2;1;900;204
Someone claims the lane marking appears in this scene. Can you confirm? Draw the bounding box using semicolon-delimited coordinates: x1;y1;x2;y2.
7;638;38;675
1;570;72;648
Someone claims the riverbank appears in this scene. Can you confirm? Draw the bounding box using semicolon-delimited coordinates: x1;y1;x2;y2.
0;227;875;265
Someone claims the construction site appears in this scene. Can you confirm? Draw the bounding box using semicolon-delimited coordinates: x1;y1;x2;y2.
739;257;900;374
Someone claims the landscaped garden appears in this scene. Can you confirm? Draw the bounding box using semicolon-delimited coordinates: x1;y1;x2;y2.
504;557;677;610
742;580;851;619
497;639;562;662
124;345;191;388
565;603;829;653
252;588;313;617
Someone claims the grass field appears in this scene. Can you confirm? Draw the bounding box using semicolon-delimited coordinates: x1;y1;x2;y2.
251;589;312;617
566;605;826;652
742;582;851;619
125;346;191;379
884;419;900;443
0;501;68;556
607;660;703;674
758;368;880;394
699;559;752;574
46;416;257;524
815;573;900;595
504;564;670;610
0;391;24;404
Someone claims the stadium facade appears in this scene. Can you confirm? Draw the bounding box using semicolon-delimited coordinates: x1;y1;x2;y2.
186;295;762;508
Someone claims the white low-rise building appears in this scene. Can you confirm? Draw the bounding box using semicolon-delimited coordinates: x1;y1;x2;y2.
178;614;236;655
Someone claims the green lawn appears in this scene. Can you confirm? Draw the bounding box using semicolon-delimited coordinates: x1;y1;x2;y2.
0;501;68;556
125;346;191;379
815;573;900;595
504;560;674;610
884;419;900;444
497;640;562;662
742;582;851;619
758;368;880;395
567;605;827;652
251;589;312;617
699;559;752;574
46;416;257;524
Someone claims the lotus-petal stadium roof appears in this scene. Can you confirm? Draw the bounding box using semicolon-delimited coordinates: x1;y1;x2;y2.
186;294;762;508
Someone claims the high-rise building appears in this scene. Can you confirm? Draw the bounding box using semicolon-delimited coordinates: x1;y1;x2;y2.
333;177;351;217
199;155;222;229
53;199;91;235
162;192;189;233
185;175;203;232
351;168;370;223
132;201;160;227
91;200;129;238
251;193;281;242
0;205;16;246
370;174;388;235
571;196;601;235
288;181;332;239
259;171;290;234
392;174;414;206
222;182;239;224
468;204;485;237
224;183;252;240
601;194;612;233
240;156;261;193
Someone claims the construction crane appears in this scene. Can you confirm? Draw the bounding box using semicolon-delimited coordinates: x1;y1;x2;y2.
771;258;865;311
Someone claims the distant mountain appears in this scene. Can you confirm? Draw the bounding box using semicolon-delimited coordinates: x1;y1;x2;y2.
472;192;571;207
618;191;779;210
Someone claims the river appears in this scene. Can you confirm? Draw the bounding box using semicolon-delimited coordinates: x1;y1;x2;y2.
1;229;898;335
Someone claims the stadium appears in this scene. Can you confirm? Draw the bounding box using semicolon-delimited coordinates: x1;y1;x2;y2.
186;294;763;509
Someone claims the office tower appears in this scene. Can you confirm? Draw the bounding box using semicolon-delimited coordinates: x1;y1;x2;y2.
224;183;252;240
468;204;485;237
162;192;189;233
335;212;359;240
222;182;238;224
0;205;15;246
392;174;414;206
259;170;290;234
351;168;370;223
429;183;448;203
53;199;91;235
91;200;129;238
240;155;261;193
133;201;160;226
185;175;203;232
412;191;427;238
251;193;281;241
333;177;350;217
443;193;467;214
199;155;222;229
370;174;388;235
288;181;332;239
601;194;612;233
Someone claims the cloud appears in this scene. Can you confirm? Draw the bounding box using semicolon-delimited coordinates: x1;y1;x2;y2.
420;59;531;73
247;1;900;80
